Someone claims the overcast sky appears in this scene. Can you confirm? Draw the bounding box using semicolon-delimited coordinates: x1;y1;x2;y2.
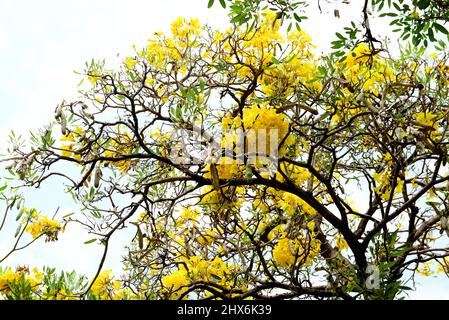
0;0;447;299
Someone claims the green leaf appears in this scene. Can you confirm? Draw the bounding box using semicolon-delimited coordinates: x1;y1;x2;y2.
15;210;24;221
412;35;421;46
417;0;431;10
336;32;345;40
14;225;22;238
218;0;226;8
331;41;344;49
434;22;448;35
89;187;95;199
399;286;413;291
62;212;75;219
207;0;214;8
379;12;397;17
84;238;97;244
379;261;396;271
199;78;205;91
270;56;281;64
428;27;436;42
92;210;102;219
416;22;425;33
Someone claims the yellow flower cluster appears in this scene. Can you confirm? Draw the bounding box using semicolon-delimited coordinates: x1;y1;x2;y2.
186;256;232;284
103;130;136;172
124;57;138;70
436;63;449;85
161;269;189;299
0;269;22;293
272;238;298;267
170;17;202;41
417;262;434;277
340;43;394;95
242;104;290;138
272;233;320;268
259;182;317;217
204;158;244;181
91;270;133;300
195;228;217;246
344;43;372;67
373;169;404;201
60;126;85;160
0;267;44;294
413;111;440;140
87;70;101;86
0;267;138;300
277;192;316;216
179;207;200;222
161;255;234;299
221;104;294;164
233;11;283;76
199;185;245;213
22;208;63;242
143;17;202;67
92;270;114;299
260;29;321;96
336;234;349;252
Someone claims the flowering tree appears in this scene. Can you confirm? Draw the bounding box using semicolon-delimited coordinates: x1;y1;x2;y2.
210;0;449;48
1;3;449;300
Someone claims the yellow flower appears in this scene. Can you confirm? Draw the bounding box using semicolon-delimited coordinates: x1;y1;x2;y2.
336;235;349;252
307;220;315;231
27;267;44;288
24;211;63;242
331;113;343;124
92;270;114;298
267;224;286;241
196;229;216;246
278;193;301;216
170;17;202;41
204;158;243;181
413;112;439;134
178;207;200;225
344;43;373;67
272;235;320;268
417;262;433;277
124;57;138;70
161;268;189;299
272;238;297;267
60;126;84;160
409;11;420;20
146;77;155;86
87;70;101;86
102;129;135;172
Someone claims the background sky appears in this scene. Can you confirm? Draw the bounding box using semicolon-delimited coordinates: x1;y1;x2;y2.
0;0;448;299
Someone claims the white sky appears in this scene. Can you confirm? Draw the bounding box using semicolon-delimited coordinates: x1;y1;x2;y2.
0;0;447;299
